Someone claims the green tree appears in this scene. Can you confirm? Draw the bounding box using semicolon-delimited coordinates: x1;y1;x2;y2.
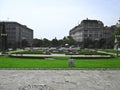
114;26;120;47
106;36;115;49
43;38;51;47
98;38;106;49
114;26;120;35
58;39;63;47
51;37;59;47
21;39;29;49
67;36;77;46
33;39;43;47
83;37;93;48
62;36;77;47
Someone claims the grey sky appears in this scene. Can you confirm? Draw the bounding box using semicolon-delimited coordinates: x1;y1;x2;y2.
0;0;120;40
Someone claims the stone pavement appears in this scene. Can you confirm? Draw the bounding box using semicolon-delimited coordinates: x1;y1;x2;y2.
0;70;120;90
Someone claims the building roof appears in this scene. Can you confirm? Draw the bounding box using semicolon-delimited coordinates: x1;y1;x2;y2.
81;19;103;26
69;19;104;33
0;21;33;32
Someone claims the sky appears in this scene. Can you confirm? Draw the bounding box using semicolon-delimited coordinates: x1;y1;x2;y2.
0;0;120;40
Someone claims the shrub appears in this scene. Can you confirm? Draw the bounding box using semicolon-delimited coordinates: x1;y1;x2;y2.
11;50;44;54
9;55;51;59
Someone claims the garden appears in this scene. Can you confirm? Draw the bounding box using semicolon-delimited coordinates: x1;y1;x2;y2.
8;49;113;59
0;49;120;69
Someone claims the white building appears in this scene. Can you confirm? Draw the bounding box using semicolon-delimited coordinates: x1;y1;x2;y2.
69;19;115;42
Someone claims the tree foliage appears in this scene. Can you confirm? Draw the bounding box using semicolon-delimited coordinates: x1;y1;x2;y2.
33;39;43;47
21;39;29;48
51;37;59;47
32;35;115;49
32;36;76;47
114;26;120;35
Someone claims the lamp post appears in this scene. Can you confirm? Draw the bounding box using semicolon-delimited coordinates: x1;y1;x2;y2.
114;35;120;57
1;22;8;54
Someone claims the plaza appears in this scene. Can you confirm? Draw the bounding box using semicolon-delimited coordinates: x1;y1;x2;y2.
0;70;120;90
0;1;120;90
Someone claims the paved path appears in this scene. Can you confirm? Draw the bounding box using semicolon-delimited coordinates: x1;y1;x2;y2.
0;70;120;90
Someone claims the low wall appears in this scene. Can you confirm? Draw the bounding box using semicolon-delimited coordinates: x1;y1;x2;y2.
9;54;114;59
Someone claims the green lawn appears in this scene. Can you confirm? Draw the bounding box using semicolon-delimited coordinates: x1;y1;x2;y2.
0;56;120;69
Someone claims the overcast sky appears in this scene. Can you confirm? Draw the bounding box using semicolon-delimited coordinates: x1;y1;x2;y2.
0;0;120;40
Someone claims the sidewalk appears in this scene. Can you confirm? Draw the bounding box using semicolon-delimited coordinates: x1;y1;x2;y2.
0;70;120;90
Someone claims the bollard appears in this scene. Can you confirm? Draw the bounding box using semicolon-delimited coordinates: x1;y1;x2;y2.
68;58;74;67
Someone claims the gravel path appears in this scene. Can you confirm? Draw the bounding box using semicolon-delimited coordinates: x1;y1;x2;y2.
0;70;120;90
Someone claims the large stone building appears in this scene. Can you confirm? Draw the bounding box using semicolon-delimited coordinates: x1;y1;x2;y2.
0;21;33;49
69;19;115;42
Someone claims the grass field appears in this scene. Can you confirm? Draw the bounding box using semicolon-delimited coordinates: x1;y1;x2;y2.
0;56;120;69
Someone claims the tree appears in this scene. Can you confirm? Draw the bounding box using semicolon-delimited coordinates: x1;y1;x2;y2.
43;38;51;47
32;36;77;48
51;37;59;47
33;39;43;47
114;26;120;35
98;38;106;49
67;36;77;46
114;26;120;47
106;36;114;49
62;36;77;47
83;37;93;48
21;39;29;49
58;39;63;47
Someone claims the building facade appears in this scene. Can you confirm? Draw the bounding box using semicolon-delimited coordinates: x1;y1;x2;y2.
69;19;115;42
0;22;33;49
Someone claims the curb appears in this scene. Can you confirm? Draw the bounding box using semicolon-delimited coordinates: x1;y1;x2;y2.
0;68;120;70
